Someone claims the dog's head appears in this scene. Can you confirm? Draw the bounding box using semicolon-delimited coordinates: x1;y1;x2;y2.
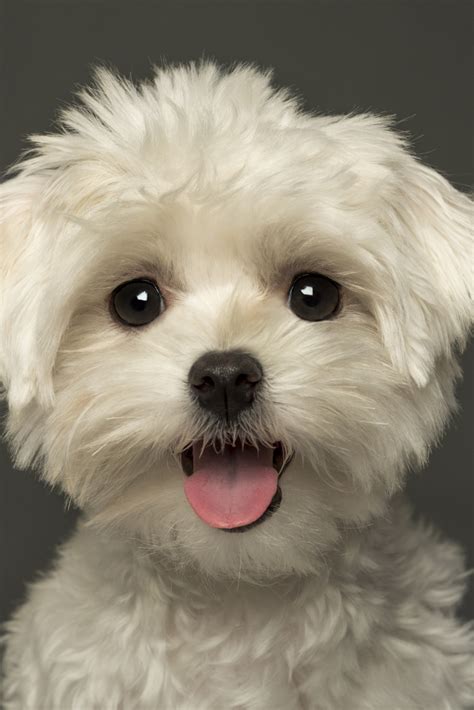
1;64;471;579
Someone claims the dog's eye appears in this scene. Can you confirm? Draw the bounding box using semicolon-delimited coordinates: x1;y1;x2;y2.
111;279;164;327
288;273;340;321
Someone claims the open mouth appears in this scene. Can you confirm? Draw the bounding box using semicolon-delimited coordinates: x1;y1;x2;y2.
181;441;291;532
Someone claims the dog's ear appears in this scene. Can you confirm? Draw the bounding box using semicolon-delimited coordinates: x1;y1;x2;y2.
0;173;59;412
376;155;472;387
323;115;472;387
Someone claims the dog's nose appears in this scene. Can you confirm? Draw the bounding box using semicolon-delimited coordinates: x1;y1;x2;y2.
188;350;263;419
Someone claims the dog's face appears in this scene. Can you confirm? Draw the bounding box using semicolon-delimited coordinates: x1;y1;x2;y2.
1;64;471;579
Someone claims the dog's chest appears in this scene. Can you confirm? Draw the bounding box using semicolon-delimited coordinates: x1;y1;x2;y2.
99;575;351;709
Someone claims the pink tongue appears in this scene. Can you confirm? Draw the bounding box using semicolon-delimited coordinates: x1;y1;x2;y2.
184;443;278;529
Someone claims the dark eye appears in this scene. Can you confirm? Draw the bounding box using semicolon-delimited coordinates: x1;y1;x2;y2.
288;273;340;321
111;279;164;327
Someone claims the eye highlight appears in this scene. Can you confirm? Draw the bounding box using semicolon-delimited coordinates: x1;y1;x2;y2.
111;279;164;327
288;273;340;321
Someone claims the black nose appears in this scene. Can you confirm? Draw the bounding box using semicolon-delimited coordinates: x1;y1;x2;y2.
189;350;263;420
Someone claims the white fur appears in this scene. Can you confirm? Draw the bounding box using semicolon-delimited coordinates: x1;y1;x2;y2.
1;62;473;709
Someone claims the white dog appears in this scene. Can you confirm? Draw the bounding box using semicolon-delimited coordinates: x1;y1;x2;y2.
1;62;473;710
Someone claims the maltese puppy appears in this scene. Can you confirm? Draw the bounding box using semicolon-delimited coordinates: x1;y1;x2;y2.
1;63;473;710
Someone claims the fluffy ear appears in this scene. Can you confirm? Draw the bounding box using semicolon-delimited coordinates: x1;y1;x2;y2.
377;156;473;387
0;174;58;412
321;114;472;387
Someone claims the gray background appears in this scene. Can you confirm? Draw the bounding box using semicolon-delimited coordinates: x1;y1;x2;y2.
1;0;472;625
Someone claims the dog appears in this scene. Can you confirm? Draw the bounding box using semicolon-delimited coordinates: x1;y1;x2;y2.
1;62;473;709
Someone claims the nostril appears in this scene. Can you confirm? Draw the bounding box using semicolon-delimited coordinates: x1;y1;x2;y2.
192;375;215;391
235;372;261;388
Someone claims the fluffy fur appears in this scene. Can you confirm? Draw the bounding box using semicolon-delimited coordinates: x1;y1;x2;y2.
1;62;473;709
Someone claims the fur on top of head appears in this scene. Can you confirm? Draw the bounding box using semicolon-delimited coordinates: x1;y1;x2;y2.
0;62;471;578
